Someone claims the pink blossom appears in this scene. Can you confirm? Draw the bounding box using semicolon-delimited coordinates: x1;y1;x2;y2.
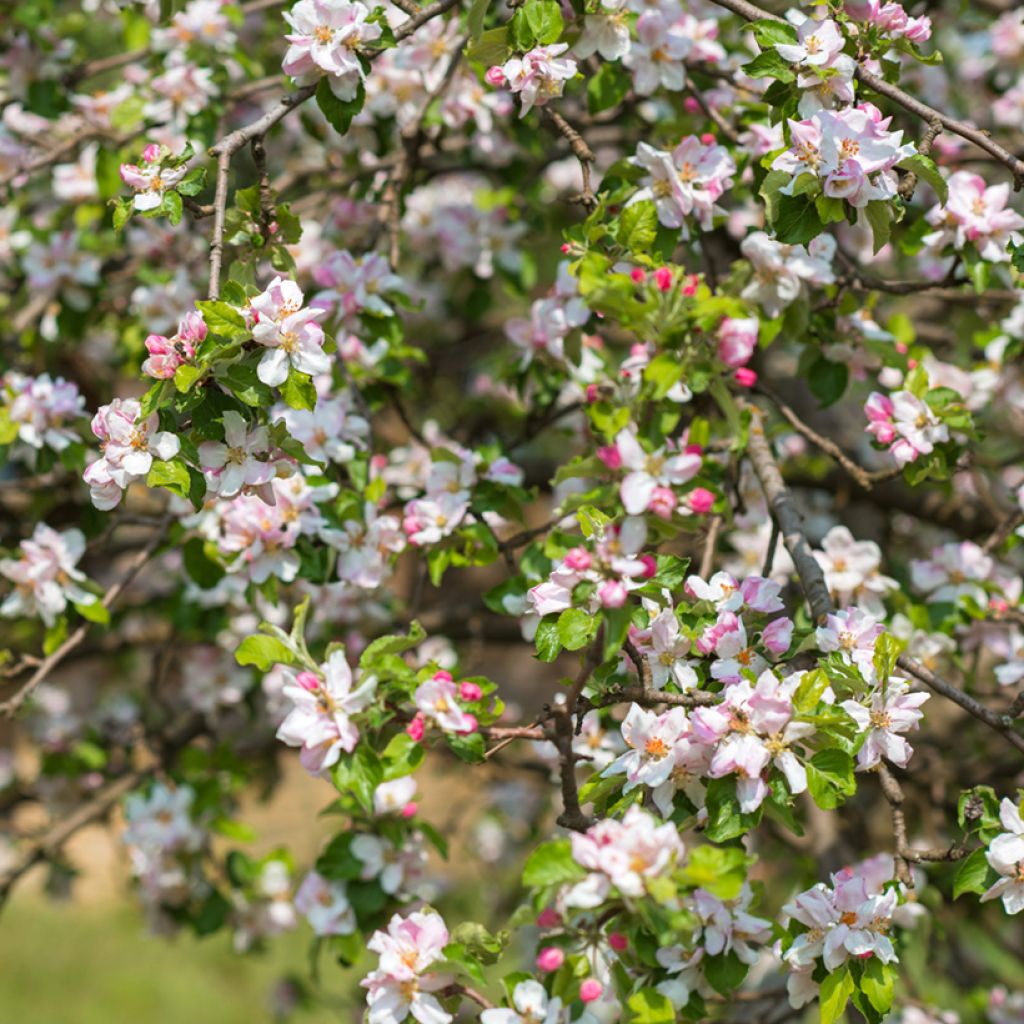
841;680;928;769
579;980;603;1003
489;44;577;117
536;947;564;972
762;616;794;654
717;317;758;368
414;673;473;733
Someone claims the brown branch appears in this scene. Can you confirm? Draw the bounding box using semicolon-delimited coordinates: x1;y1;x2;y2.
0;517;171;719
897;653;1024;756
898;117;942;201
756;383;902;491
589;686;721;709
876;763;912;886
699;513;723;579
744;399;1024;754
623;638;653;693
742;403;833;623
542;108;597;209
0;713;203;907
982;511;1024;554
684;74;740;145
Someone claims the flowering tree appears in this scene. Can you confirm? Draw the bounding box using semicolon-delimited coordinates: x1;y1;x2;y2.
3;0;1024;1021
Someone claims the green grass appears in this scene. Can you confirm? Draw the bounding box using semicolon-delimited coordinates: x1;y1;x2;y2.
0;894;359;1023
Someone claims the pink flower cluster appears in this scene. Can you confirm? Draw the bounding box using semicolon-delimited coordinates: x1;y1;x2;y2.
924;171;1024;264
407;669;477;739
565;805;684;906
0;523;94;627
527;516;654;617
282;0;382;101
249;276;330;388
604;668;814;815
630;136;735;236
864;390;949;467
120;144;187;212
313;250;405;320
362;910;453;1024
275;649;377;775
782;854;905;1007
142;310;207;379
772;104;914;209
843;1;931;41
1;371;84;454
485;44;577;117
83;397;181;510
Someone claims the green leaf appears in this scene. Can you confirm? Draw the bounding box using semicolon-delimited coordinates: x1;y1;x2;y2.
73;598;109;625
898;153;948;204
315;76;365;135
183;537;225;589
235;634;295;670
952;847;991;899
807;356;848;407
359;620;426;666
535;616;562;663
332;747;383;812
195;300;248;341
162;189;183;225
793;668;830;712
703;951;748;997
806;749;856;810
524;0;563;43
464;26;509;66
146;457;192;498
742;49;796;82
819;965;854;1024
467;0;489;39
174;364;203;393
217;360;274;407
43;617;68;656
382;732;425;779
447;731;486;764
863;200;893;254
752;18;798;47
626;989;675;1024
522;839;586;887
587;61;630;114
281;368;317;410
773;194;824;245
112;198;133;232
617;199;658;253
557;608;597;651
860;958;895;1015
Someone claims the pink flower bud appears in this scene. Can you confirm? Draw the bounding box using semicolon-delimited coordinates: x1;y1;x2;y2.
598;579;628;609
585;383;599;404
401;801;418;818
564;546;593;571
687;487;715;515
907;358;918;369
717;317;758;368
648;486;678;520
608;932;628;952
142;143;161;163
537;907;561;929
630;267;647;283
295;671;320;692
639;554;657;579
682;274;699;297
762;616;794;654
457;713;478;735
653;267;673;292
485;65;506;86
459;681;483;701
990;597;1009;615
596;445;623;470
433;670;453;683
700;132;716;145
536;947;564;972
580;980;603;1003
269;221;279;235
684;443;703;456
406;715;426;742
683;97;700;114
734;367;758;388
